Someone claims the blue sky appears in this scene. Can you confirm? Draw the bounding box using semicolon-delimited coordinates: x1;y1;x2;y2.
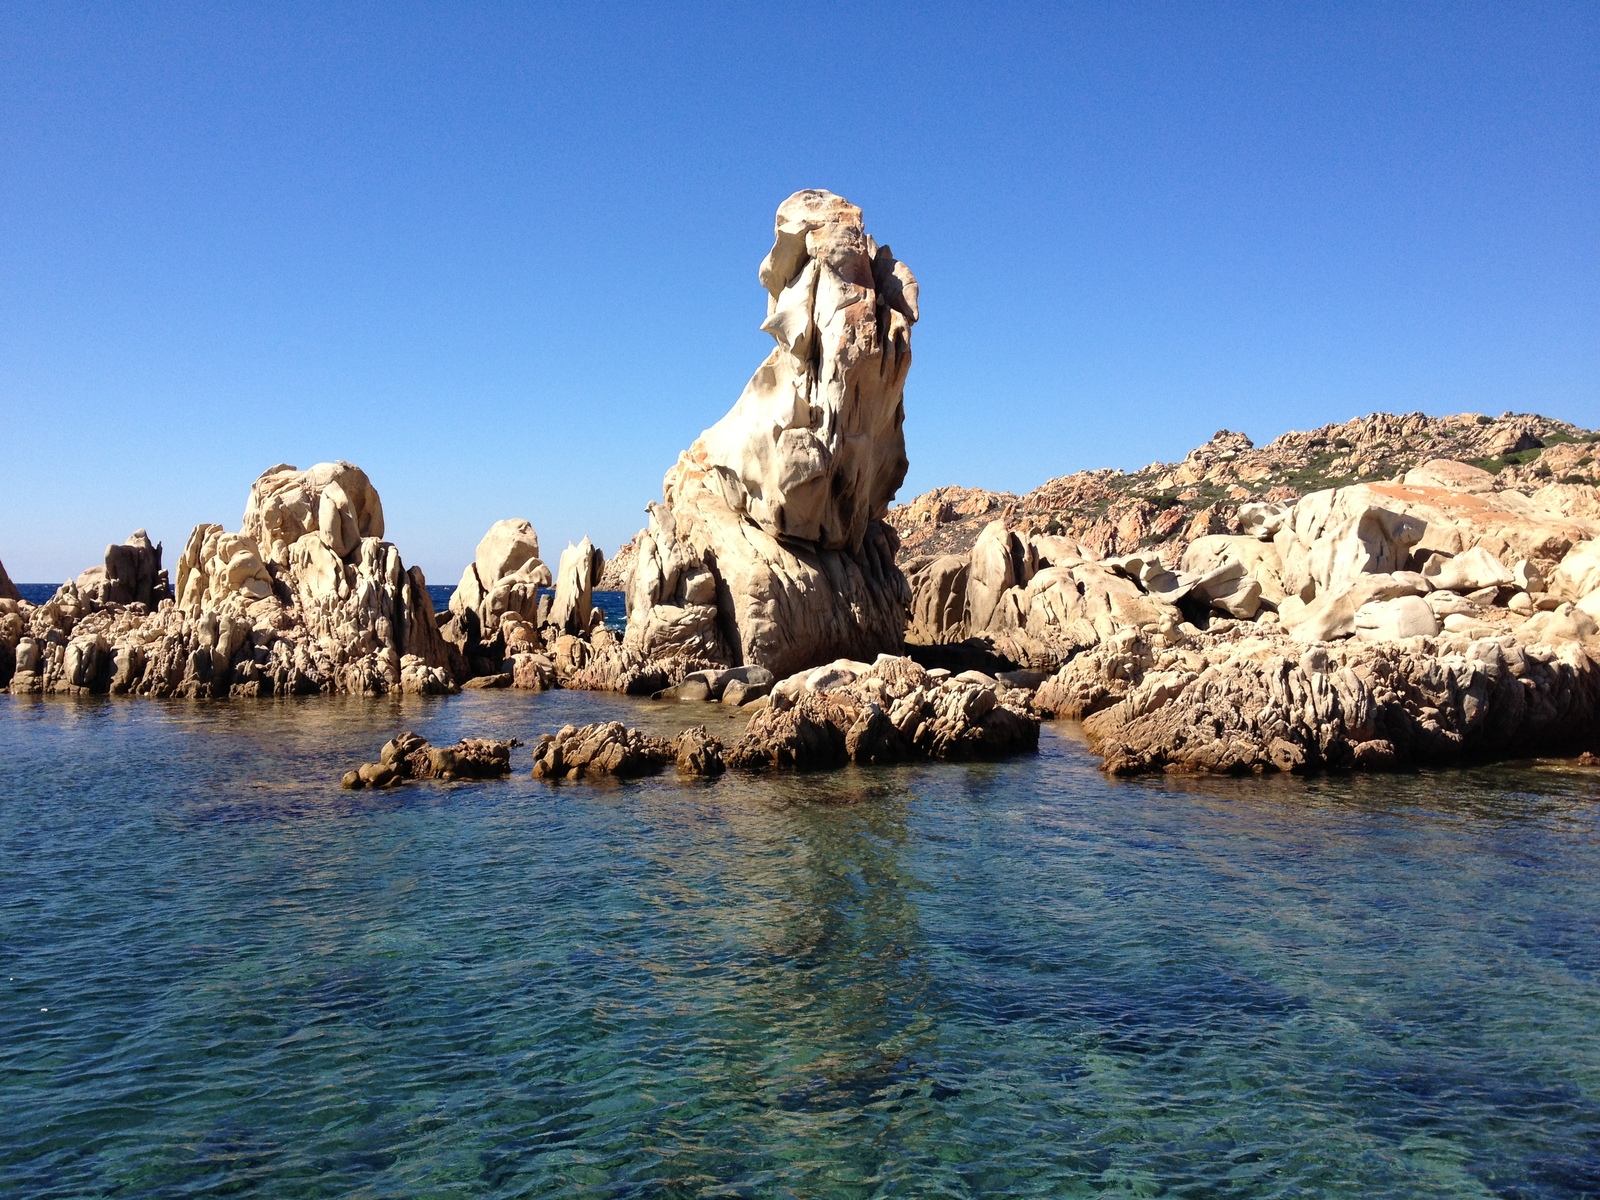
1;3;1595;584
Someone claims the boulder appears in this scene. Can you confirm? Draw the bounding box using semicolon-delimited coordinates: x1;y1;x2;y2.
1421;545;1514;593
1403;458;1497;494
964;520;1030;630
532;722;676;780
344;732;516;786
1274;486;1427;600
446;519;553;676
547;538;604;637
76;531;170;609
1549;540;1600;607
242;462;385;566
1180;535;1287;604
906;554;970;643
619;191;917;677
1353;594;1439;641
1285;572;1429;643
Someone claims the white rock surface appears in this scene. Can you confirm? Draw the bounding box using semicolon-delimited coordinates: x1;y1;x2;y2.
242;462;385;566
548;538;604;636
621;191;917;677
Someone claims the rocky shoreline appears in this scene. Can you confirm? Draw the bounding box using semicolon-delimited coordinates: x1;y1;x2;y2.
3;189;1598;780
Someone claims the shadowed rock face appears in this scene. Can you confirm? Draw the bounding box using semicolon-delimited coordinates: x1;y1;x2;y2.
619;190;917;679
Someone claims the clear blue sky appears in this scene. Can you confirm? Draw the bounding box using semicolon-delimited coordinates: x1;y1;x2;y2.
1;3;1595;584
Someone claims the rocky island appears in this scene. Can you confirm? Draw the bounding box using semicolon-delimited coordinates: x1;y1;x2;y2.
2;192;1598;780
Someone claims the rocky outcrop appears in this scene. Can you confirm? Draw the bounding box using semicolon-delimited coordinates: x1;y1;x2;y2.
730;654;1038;769
532;654;1038;780
243;461;385;565
1033;615;1600;774
615;190;916;680
548;538;604;637
3;463;456;698
0;558;18;603
905;519;1182;668
889;412;1598;567
75;531;171;609
531;722;726;780
441;519;553;679
343;730;516;788
998;457;1600;774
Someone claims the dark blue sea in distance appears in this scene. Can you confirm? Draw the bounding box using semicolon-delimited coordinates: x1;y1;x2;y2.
428;585;627;629
3;662;1599;1194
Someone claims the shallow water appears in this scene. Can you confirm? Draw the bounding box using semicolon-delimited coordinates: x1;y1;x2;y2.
2;690;1597;1198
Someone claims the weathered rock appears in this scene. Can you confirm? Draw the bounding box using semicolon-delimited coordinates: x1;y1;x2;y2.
12;463;455;698
1422;545;1514;593
1043;620;1600;775
888;412;1595;570
243;462;385;566
672;725;726;777
547;538;604;637
76;531;170;609
1181;535;1287;604
1549;540;1600;611
732;653;1038;768
1403;458;1497;494
344;731;515;786
905;554;970;643
1353;594;1439;641
0;558;18;603
1283;572;1429;643
532;722;675;780
446;519;553;678
618;191;916;678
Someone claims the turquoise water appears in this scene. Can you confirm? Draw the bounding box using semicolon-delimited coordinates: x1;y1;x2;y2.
1;690;1597;1198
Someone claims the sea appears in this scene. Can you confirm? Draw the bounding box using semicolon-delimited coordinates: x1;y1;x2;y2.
2;591;1598;1196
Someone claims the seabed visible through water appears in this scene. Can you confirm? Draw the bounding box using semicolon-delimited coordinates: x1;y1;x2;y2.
2;682;1598;1198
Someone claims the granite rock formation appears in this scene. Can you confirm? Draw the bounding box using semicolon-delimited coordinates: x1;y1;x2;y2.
981;455;1600;774
3;463;455;697
533;653;1038;780
75;530;171;609
616;190;916;681
442;519;553;679
343;730;516;788
0;558;18;603
890;411;1598;568
548;538;604;637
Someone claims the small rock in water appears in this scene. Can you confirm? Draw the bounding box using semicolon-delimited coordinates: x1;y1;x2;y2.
342;731;517;787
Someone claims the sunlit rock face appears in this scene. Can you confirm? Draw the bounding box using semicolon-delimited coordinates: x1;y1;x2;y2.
620;190;917;678
688;188;916;552
4;462;455;698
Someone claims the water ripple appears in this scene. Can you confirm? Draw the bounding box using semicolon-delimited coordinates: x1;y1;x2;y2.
2;691;1598;1197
